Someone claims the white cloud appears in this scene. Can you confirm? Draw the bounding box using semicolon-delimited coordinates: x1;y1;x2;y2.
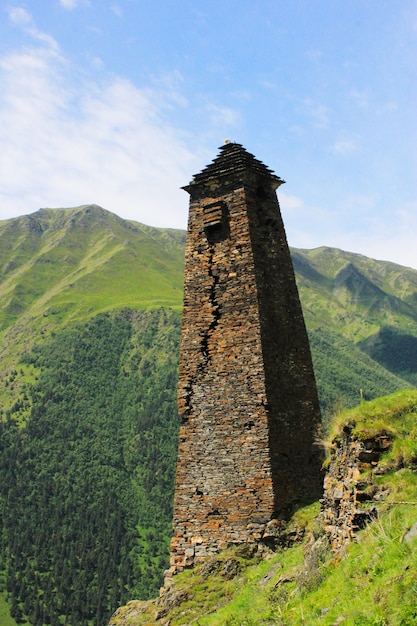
306;49;323;60
283;191;417;270
258;79;277;90
91;56;104;69
378;101;398;114
0;38;203;228
206;103;240;127
7;6;32;25
59;0;79;9
279;193;304;211
110;4;123;18
7;6;59;50
302;99;331;129
349;89;369;109
58;0;92;9
332;137;359;155
360;202;417;269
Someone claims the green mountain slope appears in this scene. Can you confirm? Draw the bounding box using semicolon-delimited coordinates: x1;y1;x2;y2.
0;205;185;414
1;205;416;418
0;206;416;625
0;205;184;357
292;246;417;339
292;246;417;414
309;327;411;422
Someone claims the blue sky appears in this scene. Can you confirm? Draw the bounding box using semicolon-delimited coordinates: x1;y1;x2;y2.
0;1;416;268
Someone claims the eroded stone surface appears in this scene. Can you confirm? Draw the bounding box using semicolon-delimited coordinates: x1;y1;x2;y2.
321;426;391;553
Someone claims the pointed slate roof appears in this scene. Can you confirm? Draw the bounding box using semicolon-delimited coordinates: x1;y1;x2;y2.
184;142;284;193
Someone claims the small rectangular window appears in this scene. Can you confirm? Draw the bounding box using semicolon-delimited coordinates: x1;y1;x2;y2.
203;202;225;228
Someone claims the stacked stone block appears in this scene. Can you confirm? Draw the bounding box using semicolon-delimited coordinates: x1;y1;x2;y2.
170;142;323;573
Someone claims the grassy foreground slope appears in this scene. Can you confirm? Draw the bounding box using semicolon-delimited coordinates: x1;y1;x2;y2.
119;390;417;626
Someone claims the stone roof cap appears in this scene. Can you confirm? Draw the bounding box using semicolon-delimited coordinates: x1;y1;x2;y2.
184;142;285;191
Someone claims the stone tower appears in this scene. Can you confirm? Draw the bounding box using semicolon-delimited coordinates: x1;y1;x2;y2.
170;142;323;572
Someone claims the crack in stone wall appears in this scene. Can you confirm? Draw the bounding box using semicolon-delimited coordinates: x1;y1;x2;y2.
170;143;324;576
181;376;195;424
199;244;221;365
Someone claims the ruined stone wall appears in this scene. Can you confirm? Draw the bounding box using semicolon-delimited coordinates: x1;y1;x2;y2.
321;427;391;553
170;144;323;573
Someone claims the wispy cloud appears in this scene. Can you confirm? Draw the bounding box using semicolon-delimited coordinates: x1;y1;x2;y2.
7;6;31;25
334;199;417;269
349;89;369;108
110;4;123;18
206;103;240;127
0;11;202;227
258;79;277;90
283;186;417;269
301;99;331;129
59;0;80;9
279;193;304;211
332;136;359;155
7;6;59;50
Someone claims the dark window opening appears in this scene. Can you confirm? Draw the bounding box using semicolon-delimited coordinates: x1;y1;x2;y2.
203;201;229;243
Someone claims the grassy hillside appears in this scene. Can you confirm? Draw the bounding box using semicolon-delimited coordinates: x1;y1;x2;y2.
0;205;184;388
0;205;184;415
0;205;185;330
114;390;417;626
309;327;411;423
293;247;417;404
293;247;417;340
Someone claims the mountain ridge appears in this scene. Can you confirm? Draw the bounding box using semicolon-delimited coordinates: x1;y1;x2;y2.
1;205;416;414
2;205;416;330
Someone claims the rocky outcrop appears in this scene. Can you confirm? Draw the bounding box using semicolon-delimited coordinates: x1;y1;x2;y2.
108;600;156;625
321;425;391;553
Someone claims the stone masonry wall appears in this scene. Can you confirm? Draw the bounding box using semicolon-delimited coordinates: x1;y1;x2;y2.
321;426;391;553
170;143;324;574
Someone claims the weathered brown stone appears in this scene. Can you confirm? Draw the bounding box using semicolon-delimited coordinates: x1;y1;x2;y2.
321;427;390;553
170;142;324;571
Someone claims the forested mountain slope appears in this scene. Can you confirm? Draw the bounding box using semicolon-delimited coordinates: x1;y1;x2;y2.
293;247;417;390
0;206;416;624
1;310;182;625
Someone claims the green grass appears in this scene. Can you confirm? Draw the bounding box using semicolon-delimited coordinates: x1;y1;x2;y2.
288;504;417;625
0;206;185;336
0;593;19;626
161;504;417;625
326;389;417;466
128;391;417;625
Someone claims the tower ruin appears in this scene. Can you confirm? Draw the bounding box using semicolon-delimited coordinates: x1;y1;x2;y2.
170;142;323;572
